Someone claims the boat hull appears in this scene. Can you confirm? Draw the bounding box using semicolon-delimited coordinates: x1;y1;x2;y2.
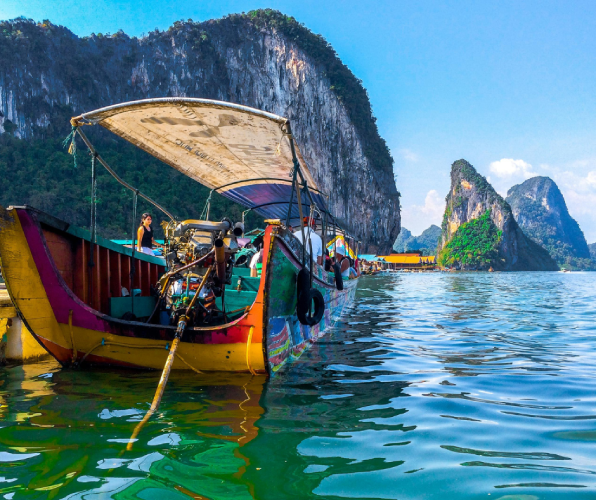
0;206;356;374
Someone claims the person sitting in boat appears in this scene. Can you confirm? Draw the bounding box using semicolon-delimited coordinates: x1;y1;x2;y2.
324;249;332;272
249;248;263;278
293;217;323;265
335;249;351;278
347;257;359;279
136;213;163;256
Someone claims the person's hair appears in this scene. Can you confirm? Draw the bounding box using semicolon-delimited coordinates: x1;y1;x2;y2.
139;213;152;229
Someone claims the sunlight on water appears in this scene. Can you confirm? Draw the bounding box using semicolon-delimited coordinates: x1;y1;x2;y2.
1;272;595;499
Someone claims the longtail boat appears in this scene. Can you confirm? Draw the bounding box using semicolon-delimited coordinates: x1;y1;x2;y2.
0;98;359;375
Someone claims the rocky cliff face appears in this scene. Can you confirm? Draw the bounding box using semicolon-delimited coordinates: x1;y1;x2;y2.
0;11;399;251
438;160;557;271
393;225;441;255
506;177;594;270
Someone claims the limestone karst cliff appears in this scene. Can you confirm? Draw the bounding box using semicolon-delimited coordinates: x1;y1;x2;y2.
506;177;594;270
437;160;558;271
0;11;399;251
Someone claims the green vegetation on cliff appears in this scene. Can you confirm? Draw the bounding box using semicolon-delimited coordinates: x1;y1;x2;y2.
0;134;262;239
0;12;397;244
438;211;502;268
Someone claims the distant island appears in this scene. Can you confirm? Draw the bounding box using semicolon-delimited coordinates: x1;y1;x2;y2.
506;177;595;270
436;160;558;271
393;225;441;256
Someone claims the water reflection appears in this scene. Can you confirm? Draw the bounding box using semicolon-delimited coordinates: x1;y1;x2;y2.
1;273;596;499
0;363;265;499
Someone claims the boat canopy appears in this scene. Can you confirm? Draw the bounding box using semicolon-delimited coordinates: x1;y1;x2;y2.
73;98;328;222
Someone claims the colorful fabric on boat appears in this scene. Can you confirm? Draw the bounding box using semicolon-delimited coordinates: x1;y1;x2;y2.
74;98;327;222
327;235;356;259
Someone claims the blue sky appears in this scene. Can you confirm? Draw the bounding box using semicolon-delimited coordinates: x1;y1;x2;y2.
3;0;596;241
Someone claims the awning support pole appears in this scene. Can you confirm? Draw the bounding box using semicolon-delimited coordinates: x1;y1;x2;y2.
88;152;97;305
286;164;298;227
75;128;175;221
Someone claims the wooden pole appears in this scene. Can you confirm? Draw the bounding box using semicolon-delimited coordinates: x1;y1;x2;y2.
126;266;214;451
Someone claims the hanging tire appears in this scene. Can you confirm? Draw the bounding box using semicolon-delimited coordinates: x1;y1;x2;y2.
333;263;344;291
297;268;310;298
297;288;325;326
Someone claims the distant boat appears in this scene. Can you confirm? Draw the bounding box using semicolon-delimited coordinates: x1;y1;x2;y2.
0;98;358;375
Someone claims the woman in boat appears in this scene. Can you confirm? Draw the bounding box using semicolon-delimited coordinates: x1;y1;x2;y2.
335;249;351;278
136;213;163;256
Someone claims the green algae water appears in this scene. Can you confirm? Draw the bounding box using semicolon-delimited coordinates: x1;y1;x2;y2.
2;272;596;499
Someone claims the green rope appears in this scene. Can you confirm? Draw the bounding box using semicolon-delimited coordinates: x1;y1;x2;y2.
62;125;78;168
200;190;213;220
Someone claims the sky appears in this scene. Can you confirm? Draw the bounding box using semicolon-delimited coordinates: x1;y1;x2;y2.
2;0;596;241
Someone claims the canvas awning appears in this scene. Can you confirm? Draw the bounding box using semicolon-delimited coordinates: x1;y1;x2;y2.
73;98;328;222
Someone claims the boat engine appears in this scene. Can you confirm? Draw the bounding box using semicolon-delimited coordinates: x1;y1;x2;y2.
159;218;244;326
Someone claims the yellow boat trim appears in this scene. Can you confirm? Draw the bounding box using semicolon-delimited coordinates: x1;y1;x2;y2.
246;326;257;376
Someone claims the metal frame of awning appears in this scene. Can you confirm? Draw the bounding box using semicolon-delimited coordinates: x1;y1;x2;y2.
69;98;360;257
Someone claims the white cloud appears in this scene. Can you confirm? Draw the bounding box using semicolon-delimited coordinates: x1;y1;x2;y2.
489;158;535;179
399;148;419;162
402;189;445;235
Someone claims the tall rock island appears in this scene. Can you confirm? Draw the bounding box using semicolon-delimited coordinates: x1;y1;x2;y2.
437;160;558;271
506;177;594;270
0;11;399;251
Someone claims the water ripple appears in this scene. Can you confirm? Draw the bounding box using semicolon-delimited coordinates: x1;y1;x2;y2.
2;273;596;498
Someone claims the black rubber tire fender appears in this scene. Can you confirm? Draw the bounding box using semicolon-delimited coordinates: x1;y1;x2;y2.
297;288;325;326
297;268;310;298
333;262;344;291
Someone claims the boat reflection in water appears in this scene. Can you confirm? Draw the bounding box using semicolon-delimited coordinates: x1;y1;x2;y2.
0;309;413;499
0;361;266;499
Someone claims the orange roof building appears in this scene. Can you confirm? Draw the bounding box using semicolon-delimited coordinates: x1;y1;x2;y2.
375;253;436;268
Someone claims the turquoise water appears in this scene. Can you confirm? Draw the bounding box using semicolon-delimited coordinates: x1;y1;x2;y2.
1;272;596;499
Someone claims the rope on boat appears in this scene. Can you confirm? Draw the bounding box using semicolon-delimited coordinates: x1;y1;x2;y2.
87;152;98;304
76;340;203;375
200;190;213;220
90;152;98;247
62;125;78;168
74;127;175;221
130;190;138;316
